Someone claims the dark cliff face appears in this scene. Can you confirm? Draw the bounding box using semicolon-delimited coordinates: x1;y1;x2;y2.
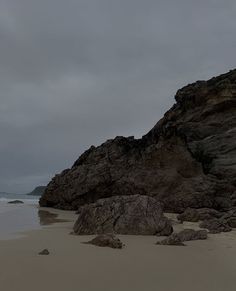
40;69;236;212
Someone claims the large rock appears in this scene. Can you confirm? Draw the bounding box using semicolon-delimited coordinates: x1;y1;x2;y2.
40;69;236;213
73;195;173;235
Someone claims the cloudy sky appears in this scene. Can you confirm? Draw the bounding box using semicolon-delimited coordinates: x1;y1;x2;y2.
0;0;235;193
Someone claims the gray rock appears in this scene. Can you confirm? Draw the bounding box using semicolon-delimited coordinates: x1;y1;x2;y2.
38;249;50;255
176;229;208;241
199;218;232;233
156;234;185;246
8;200;24;204
84;234;123;249
226;217;236;228
73;195;173;235
40;69;236;217
157;229;207;246
177;208;222;222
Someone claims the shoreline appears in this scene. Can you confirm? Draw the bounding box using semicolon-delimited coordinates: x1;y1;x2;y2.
0;208;236;291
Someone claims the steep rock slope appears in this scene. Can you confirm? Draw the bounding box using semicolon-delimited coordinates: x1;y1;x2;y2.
40;69;236;212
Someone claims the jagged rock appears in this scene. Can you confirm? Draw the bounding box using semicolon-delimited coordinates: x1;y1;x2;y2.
38;249;50;255
199;218;232;234
40;69;236;215
157;229;207;246
73;195;173;235
8;200;24;204
83;234;124;249
177;207;222;222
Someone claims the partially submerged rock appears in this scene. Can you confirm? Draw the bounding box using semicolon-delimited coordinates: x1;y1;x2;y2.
199;218;232;234
74;195;173;235
157;229;208;246
84;234;123;249
38;249;50;255
8;200;24;204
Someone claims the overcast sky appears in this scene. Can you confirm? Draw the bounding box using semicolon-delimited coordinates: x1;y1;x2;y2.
0;0;235;193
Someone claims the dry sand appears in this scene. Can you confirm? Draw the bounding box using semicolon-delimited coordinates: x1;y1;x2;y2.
0;208;236;291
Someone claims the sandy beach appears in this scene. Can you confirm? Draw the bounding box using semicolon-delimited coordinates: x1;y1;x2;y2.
0;208;235;291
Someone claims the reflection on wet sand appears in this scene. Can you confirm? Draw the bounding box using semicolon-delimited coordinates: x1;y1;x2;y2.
38;210;69;225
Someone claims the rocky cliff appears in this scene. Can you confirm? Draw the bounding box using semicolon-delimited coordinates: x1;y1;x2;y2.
27;186;46;196
40;69;236;213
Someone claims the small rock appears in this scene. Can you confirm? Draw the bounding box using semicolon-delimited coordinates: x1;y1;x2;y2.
199;218;232;234
156;229;207;246
156;234;185;246
8;200;24;204
84;234;124;249
38;249;50;255
176;229;208;241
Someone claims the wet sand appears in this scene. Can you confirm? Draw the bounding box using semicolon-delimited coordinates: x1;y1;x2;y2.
0;208;236;291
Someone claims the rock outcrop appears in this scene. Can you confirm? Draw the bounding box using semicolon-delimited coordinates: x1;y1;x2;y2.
27;186;46;196
73;195;173;235
40;69;236;215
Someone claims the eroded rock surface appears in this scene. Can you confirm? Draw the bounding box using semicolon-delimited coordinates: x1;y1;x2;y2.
157;229;207;246
177;208;222;222
73;195;173;235
84;234;123;249
40;70;236;215
199;218;232;234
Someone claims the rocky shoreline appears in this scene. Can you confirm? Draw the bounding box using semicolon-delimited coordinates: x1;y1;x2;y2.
40;69;236;236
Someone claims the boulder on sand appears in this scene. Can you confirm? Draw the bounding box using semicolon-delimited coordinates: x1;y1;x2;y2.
84;234;124;249
157;229;208;246
73;195;173;236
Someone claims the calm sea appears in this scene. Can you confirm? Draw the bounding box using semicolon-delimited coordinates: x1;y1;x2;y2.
0;193;41;240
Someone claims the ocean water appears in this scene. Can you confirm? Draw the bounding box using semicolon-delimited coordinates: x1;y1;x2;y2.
0;193;41;240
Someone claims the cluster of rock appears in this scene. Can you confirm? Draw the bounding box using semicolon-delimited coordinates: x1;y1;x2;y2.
177;207;236;233
39;69;236;236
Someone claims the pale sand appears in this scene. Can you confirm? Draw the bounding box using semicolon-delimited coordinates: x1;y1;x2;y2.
0;208;236;291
